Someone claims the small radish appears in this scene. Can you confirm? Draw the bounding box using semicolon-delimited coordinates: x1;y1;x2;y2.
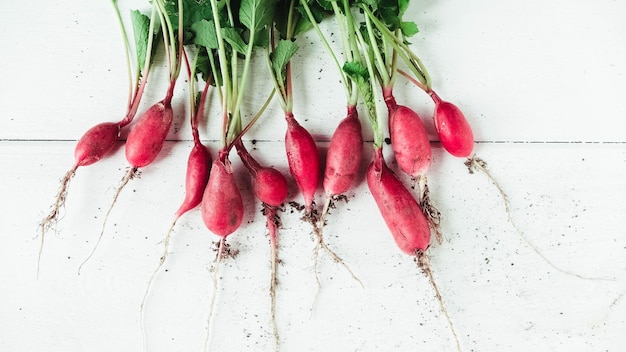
235;138;287;348
284;112;320;217
385;97;432;181
430;91;474;158
201;150;244;238
78;98;175;275
313;106;363;304
322;106;363;196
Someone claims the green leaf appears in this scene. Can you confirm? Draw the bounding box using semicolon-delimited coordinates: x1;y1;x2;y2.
398;0;410;16
271;39;299;86
240;0;277;31
400;21;418;37
164;0;216;31
343;61;369;81
192;20;219;49
130;10;150;72
222;27;248;54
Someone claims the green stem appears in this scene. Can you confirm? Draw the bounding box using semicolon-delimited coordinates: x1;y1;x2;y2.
299;0;351;100
110;0;133;111
209;0;232;148
363;14;390;87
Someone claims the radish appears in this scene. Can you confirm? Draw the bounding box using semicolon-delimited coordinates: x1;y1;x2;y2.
235;138;287;347
197;1;279;349
77;0;184;275
36;4;159;277
430;91;474;158
354;11;463;350
284;112;320;217
140;53;213;348
297;1;368;307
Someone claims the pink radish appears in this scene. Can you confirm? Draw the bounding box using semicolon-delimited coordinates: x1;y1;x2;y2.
313;106;364;302
322;106;363;196
385;97;432;180
201;150;244;238
235;138;287;348
367;147;461;350
78;98;175;274
284;112;320;217
367;148;431;254
430;91;474;158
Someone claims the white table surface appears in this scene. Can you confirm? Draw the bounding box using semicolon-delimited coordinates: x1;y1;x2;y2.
1;1;625;351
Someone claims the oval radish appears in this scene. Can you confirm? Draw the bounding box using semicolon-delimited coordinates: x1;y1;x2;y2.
388;104;432;178
74;122;121;167
367;148;430;254
201;153;244;237
235;140;288;208
431;93;474;158
323;106;363;196
284;113;319;214
125;100;174;168
175;142;212;218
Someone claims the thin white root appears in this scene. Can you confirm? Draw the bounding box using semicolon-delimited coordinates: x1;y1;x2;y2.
139;217;178;352
465;156;614;281
311;196;363;316
204;238;226;352
417;251;462;352
265;205;281;352
78;167;137;275
37;166;77;278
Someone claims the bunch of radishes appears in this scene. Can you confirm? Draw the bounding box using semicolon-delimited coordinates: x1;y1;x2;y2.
38;1;482;351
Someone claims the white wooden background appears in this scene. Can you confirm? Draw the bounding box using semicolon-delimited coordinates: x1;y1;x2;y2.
1;1;625;351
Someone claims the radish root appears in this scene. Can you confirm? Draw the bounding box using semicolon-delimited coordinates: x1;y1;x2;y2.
204;238;227;352
139;216;178;351
416;250;462;352
37;166;77;278
465;155;613;281
78;166;138;275
414;176;443;245
263;204;281;352
311;196;363;315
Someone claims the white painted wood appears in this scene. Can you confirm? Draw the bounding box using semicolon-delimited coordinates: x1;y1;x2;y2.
0;1;625;352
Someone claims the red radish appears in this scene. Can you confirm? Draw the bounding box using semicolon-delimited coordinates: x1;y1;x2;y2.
174;142;212;216
284;112;320;217
201;150;244;237
235;140;288;207
312;106;364;302
367;147;461;350
430;91;474;158
125;100;174;168
367;148;431;254
234;139;287;349
78;98;175;274
385;97;432;180
37;121;122;277
322;106;363;196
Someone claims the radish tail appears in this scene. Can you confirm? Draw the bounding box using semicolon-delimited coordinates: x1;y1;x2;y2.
416;251;461;352
38;166;78;278
311;196;363;315
204;238;226;352
139;216;179;350
265;205;280;352
415;177;443;245
78;167;138;275
465;156;613;281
